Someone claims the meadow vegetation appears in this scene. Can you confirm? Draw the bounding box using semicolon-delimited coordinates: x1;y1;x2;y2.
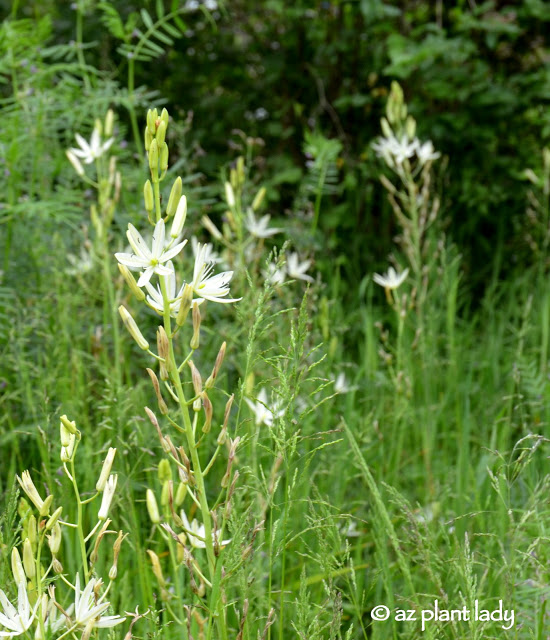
1;2;550;639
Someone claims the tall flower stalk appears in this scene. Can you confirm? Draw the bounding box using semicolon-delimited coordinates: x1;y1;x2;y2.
115;108;241;639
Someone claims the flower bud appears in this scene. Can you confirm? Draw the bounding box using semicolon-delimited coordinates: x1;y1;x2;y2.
166;177;182;218
160;480;171;508
148;139;159;173
146;489;160;524
155;119;167;146
160;142;169;172
144;180;154;214
224;182;235;208
23;538;35;578
176;283;193;327
66;150;84;177
118;264;146;302
60;421;72;447
96;448;117;492
27;515;37;548
146;368;168;414
147;108;158;134
190;302;201;350
52;558;63;574
252;186;266;211
202;393;213;433
174;482;187;507
60;415;78;435
60;433;76;462
47;523;62;555
147;549;166;587
11;548;25;584
205;341;226;390
104;109;115;137
98;475;117;520
156;326;170;380
170;195;187;238
160;108;169;128
119;306;149;350
45;507;63;531
145;128;153;152
158;459;172;484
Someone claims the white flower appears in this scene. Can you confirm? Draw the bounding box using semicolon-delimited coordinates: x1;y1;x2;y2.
191;237;222;265
332;373;357;394
264;263;286;286
144;260;188;316
373;266;409;290
245;388;283;427
372;134;418;168
73;575;126;629
0;581;39;638
66;248;93;276
115;219;187;287
245;210;282;238
69;127;114;165
191;243;241;304
180;511;231;549
286;252;314;283
416;140;440;165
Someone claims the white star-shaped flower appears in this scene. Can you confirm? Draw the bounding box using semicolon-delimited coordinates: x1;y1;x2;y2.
73;574;126;630
416;140;440;165
245;210;282;238
245;388;284;427
191;243;241;304
191;237;223;265
372;134;418;168
115;219;187;288
373;266;409;290
180;511;231;549
69;127;114;165
144;260;189;316
0;581;40;638
286;252;314;283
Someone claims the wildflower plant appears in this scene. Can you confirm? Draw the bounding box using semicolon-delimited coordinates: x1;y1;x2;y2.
115;108;242;638
5;416;128;640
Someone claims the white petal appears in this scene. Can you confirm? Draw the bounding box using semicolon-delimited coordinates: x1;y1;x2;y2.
127;225;152;260
137;267;155;287
115;253;149;269
161;239;188;262
151;220;166;259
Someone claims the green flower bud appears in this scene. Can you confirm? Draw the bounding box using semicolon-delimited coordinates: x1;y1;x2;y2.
146;489;160;524
23;538;35;578
166;177;182;218
156;120;167;146
119;306;149;350
160;142;169;173
158;459;172;484
144;180;154;213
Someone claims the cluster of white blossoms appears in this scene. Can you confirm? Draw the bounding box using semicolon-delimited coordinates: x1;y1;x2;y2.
0;577;125;639
116;215;240;317
372;133;440;172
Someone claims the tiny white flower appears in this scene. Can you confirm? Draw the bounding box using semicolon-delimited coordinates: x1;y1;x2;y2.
416;140;440;165
69;127;114;165
73;574;126;629
373;266;409;290
66;248;93;276
115;219;187;288
245;210;282;238
144;260;188;316
264;263;286;286
0;581;40;638
180;511;231;549
245;388;283;428
332;373;357;394
191;243;241;304
286;252;314;283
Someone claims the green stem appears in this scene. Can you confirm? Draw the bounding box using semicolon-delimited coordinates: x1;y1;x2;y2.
69;456;89;581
